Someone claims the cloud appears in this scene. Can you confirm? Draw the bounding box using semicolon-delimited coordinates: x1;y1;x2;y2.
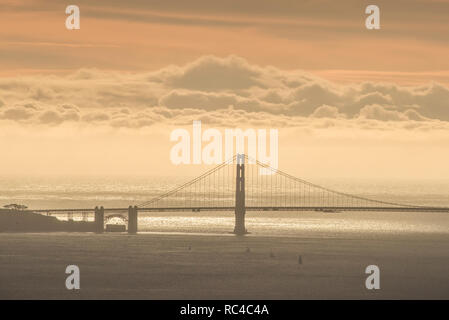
311;105;345;119
358;105;411;121
1;106;35;121
0;55;448;130
39;104;81;125
82;112;110;122
163;55;267;90
403;109;429;121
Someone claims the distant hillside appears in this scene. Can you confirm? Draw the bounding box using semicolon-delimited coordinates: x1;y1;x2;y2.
0;210;95;232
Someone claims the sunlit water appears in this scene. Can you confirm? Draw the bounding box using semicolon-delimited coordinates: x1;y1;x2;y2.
1;175;449;236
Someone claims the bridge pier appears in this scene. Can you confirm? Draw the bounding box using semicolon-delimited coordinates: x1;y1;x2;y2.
94;206;104;233
234;208;246;235
234;155;247;235
128;206;138;234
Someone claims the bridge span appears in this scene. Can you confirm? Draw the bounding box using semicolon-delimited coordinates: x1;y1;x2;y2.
28;154;449;235
33;206;449;214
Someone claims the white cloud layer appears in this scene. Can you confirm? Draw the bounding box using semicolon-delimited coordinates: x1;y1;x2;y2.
1;55;448;130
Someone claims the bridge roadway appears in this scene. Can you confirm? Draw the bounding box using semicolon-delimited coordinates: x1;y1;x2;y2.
30;206;449;213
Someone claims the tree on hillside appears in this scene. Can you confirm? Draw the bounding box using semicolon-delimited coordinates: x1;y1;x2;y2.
3;204;28;211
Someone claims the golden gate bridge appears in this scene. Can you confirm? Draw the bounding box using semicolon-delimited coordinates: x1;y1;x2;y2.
30;154;449;235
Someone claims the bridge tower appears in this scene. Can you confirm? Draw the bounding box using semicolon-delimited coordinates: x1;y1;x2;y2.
128;206;138;234
94;206;104;233
234;154;247;235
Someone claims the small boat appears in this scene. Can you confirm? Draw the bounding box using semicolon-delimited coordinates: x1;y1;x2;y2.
105;224;126;232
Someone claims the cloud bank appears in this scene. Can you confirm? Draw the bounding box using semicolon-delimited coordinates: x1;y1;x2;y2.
1;55;448;130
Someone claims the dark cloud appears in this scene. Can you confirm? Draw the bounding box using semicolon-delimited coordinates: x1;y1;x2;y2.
164;56;266;91
0;55;448;130
1;106;34;121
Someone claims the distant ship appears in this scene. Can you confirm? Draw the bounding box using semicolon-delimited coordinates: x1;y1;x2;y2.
105;224;126;232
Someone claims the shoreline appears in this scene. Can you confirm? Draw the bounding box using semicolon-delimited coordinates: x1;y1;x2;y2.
0;210;95;233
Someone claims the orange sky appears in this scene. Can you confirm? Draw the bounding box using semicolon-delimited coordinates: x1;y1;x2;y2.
1;0;449;84
0;0;448;179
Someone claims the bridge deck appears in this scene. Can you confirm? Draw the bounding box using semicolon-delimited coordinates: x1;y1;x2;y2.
26;206;449;213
